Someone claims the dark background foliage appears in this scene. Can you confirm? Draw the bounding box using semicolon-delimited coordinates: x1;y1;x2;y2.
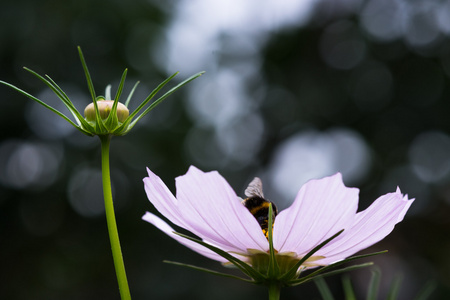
1;0;449;299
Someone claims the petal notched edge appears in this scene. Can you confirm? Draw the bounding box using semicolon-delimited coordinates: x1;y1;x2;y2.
174;166;269;253
274;173;359;254
315;188;413;264
143;167;186;229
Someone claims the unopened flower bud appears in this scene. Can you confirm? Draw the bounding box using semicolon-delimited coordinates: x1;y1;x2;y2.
84;100;129;123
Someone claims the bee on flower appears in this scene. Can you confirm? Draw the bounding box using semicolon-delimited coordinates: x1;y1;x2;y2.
142;166;413;295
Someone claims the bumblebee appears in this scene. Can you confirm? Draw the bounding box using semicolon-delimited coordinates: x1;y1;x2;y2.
241;177;278;239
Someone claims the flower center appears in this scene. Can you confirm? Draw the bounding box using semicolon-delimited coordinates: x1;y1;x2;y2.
247;249;326;279
248;250;299;275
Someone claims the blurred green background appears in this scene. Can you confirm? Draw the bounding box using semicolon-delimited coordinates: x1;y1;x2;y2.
1;0;449;299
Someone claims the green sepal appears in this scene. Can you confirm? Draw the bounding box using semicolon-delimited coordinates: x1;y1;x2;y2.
92;96;109;134
165;208;384;289
124;81;139;108
105;85;112;100
342;275;357;300
42;74;83;126
126;72;178;120
24;68;82;126
315;277;335;300
111;72;178;135
22;67;95;133
0;79;93;136
1;46;202;137
290;262;374;286
164;260;254;283
129;71;204;126
104;69;128;131
113;71;204;135
279;229;344;282
104;96;120;131
289;250;386;286
386;274;402;300
78;46;96;102
77;47;109;135
173;231;266;282
367;268;381;300
318;267;434;300
267;203;279;278
113;69;127;102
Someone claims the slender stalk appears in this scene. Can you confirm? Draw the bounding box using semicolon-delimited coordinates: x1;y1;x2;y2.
268;282;281;300
100;134;131;300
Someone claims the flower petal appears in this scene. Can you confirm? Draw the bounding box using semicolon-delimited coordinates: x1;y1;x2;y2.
143;168;186;229
175;166;269;254
315;188;413;264
273;173;359;254
142;212;228;263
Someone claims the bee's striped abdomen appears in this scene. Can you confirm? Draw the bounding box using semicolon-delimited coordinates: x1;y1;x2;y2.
242;196;278;239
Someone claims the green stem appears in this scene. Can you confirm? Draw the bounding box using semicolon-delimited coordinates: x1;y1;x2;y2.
268;282;281;300
100;134;131;300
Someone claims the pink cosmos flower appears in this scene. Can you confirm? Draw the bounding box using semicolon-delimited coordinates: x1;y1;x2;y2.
142;166;413;283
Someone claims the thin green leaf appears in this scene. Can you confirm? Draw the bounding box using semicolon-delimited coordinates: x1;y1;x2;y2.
297;250;387;284
124;81;139;108
174;232;265;282
112;73;179;135
78;47;109;134
267;203;279;278
0;80;93;136
387;274;403;300
78;46;96;102
24;68;95;133
92;96;108;134
290;263;373;286
104;98;120;130
367;268;381;300
43;75;96;132
342;276;357;300
413;281;436;300
44;75;84;127
23;68;70;105
279;229;345;281
105;84;112;100
23;68;83;125
127;71;204;131
113;69;127;102
164;260;254;283
104;69;127;130
104;103;119;130
315;277;335;300
127;72;179;121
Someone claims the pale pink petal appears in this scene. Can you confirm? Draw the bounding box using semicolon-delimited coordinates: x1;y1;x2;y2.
175;166;269;254
315;188;413;264
143;168;186;229
142;212;228;263
274;173;359;254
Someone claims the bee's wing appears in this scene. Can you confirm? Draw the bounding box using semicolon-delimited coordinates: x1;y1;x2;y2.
245;177;264;198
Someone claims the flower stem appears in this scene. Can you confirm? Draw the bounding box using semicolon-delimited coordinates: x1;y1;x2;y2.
268;282;281;300
100;134;131;300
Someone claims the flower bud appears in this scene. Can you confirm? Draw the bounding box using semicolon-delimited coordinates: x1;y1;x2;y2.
84;100;129;123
